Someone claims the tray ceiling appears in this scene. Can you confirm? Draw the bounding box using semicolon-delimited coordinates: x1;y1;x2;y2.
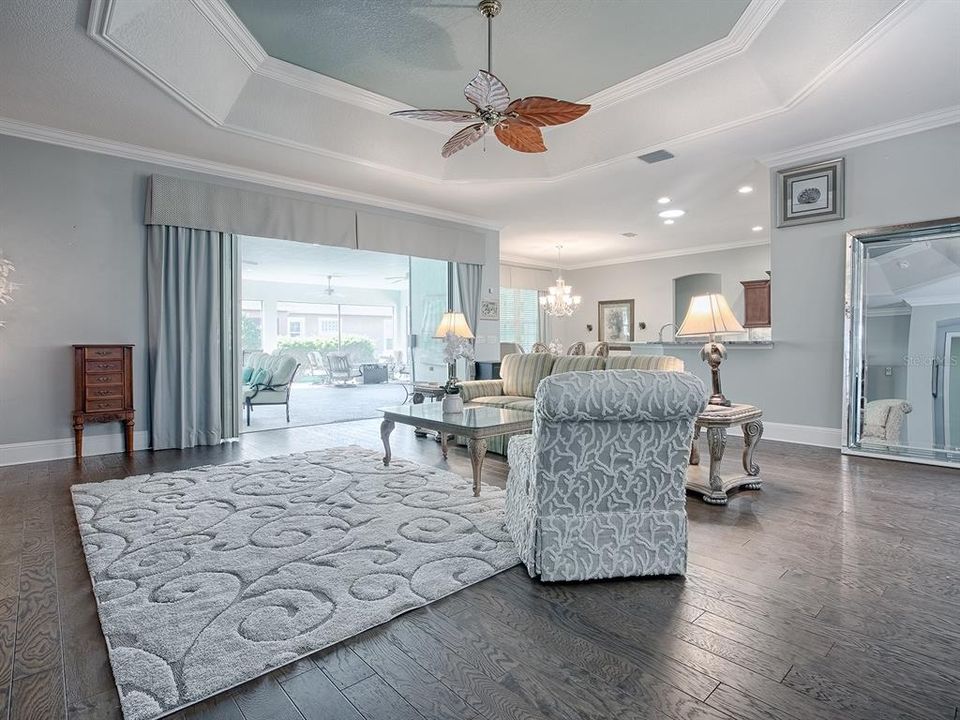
224;0;751;108
1;0;958;268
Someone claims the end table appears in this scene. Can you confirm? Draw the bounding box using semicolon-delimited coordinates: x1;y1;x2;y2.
687;403;763;505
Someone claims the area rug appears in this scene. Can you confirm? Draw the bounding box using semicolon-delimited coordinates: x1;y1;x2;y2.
71;446;518;720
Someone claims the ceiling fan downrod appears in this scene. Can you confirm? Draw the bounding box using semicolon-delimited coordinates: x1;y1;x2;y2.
478;0;501;73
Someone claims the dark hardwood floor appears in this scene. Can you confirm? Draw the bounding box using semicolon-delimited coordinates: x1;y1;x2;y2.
1;420;958;720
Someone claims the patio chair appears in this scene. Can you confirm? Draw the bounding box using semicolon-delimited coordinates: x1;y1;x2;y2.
243;353;300;426
324;352;359;386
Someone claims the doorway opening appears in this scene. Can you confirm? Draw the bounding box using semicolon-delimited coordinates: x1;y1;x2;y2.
239;235;452;432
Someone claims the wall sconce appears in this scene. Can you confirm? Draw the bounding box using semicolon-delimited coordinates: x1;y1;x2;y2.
586;324;593;332
638;321;647;330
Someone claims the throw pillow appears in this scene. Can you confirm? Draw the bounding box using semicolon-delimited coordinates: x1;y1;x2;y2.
242;367;254;384
250;368;272;387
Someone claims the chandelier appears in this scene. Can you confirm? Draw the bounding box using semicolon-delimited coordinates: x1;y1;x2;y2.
539;246;581;317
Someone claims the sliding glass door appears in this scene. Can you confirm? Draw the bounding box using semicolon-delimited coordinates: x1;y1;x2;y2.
409;257;449;383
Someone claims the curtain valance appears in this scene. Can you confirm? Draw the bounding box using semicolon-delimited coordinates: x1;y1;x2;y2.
356;210;487;265
145;174;357;249
145;174;491;264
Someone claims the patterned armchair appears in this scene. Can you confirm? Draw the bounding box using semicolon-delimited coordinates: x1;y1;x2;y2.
506;369;707;581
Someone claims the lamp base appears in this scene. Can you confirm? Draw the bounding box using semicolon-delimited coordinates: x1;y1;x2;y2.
708;393;732;407
701;339;732;407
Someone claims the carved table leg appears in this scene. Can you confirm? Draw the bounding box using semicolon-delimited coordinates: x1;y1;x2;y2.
741;419;763;490
123;417;135;455
440;432;448;460
73;415;84;460
689;425;701;465
380;419;395;466
467;438;487;497
705;427;728;505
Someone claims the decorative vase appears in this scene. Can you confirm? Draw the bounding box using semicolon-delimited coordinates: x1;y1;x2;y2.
442;394;463;413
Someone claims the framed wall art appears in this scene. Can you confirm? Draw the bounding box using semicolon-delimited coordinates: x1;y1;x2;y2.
776;157;845;228
598;299;635;342
479;299;499;321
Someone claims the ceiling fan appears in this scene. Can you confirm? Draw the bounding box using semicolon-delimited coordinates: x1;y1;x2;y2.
390;0;590;157
322;275;340;296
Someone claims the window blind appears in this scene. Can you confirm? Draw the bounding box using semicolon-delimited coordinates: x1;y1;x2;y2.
500;288;540;351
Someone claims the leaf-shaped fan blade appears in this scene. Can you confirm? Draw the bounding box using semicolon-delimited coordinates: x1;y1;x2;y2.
441;123;487;158
506;97;590;127
464;70;510;111
390;109;479;122
493;119;546;153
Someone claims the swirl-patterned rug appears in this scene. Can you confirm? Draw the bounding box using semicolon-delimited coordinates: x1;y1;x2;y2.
71;446;519;720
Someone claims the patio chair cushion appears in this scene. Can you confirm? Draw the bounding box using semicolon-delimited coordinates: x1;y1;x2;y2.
250;368;272;386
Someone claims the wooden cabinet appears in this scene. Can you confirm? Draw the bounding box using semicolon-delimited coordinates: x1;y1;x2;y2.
741;279;771;328
73;345;135;459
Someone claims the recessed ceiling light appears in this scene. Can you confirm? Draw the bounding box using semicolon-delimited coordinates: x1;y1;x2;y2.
752;225;763;232
738;186;754;194
658;209;685;219
657;197;671;204
663;219;675;225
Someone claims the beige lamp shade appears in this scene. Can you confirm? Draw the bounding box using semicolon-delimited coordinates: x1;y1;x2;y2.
433;311;474;339
676;293;745;337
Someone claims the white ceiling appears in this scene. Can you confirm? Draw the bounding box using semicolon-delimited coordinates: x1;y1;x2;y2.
223;0;750;108
1;0;958;269
241;235;410;288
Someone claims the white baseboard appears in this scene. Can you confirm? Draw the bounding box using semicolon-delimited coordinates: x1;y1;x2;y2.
0;431;151;466
725;421;841;448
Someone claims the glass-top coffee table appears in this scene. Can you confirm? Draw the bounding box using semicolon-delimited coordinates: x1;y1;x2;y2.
379;403;534;496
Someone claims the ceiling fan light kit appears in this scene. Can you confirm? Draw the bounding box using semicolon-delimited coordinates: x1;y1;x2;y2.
391;0;590;157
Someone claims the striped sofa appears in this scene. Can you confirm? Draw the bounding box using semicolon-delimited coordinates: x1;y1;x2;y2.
458;352;684;455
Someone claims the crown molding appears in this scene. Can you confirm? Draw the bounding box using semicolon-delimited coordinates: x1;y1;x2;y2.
84;0;927;186
0;117;502;231
256;57;406;116
189;0;266;71
502;238;770;272
87;0;230;126
499;255;557;271
582;0;784;112
760;105;960;166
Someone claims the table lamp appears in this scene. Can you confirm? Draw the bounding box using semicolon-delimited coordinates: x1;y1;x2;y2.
434;311;474;380
676;293;744;407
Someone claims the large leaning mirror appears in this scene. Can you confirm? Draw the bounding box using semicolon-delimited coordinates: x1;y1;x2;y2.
844;217;960;467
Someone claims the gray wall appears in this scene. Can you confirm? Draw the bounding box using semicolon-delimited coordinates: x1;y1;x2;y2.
0;135;498;451
556;244;771;345
554;124;960;433
764;124;960;430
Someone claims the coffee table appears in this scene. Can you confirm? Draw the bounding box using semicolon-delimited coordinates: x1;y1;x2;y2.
379;403;534;496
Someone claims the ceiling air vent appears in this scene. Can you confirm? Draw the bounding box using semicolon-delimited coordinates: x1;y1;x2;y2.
621;232;638;238
638;149;674;164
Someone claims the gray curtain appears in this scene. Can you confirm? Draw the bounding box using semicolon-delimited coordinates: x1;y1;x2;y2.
456;262;483;336
147;226;240;449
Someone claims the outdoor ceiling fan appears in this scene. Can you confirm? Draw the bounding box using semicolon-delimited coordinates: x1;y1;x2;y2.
390;0;590;157
322;275;340;296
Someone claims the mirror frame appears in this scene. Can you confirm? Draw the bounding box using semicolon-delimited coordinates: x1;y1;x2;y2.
842;216;960;468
